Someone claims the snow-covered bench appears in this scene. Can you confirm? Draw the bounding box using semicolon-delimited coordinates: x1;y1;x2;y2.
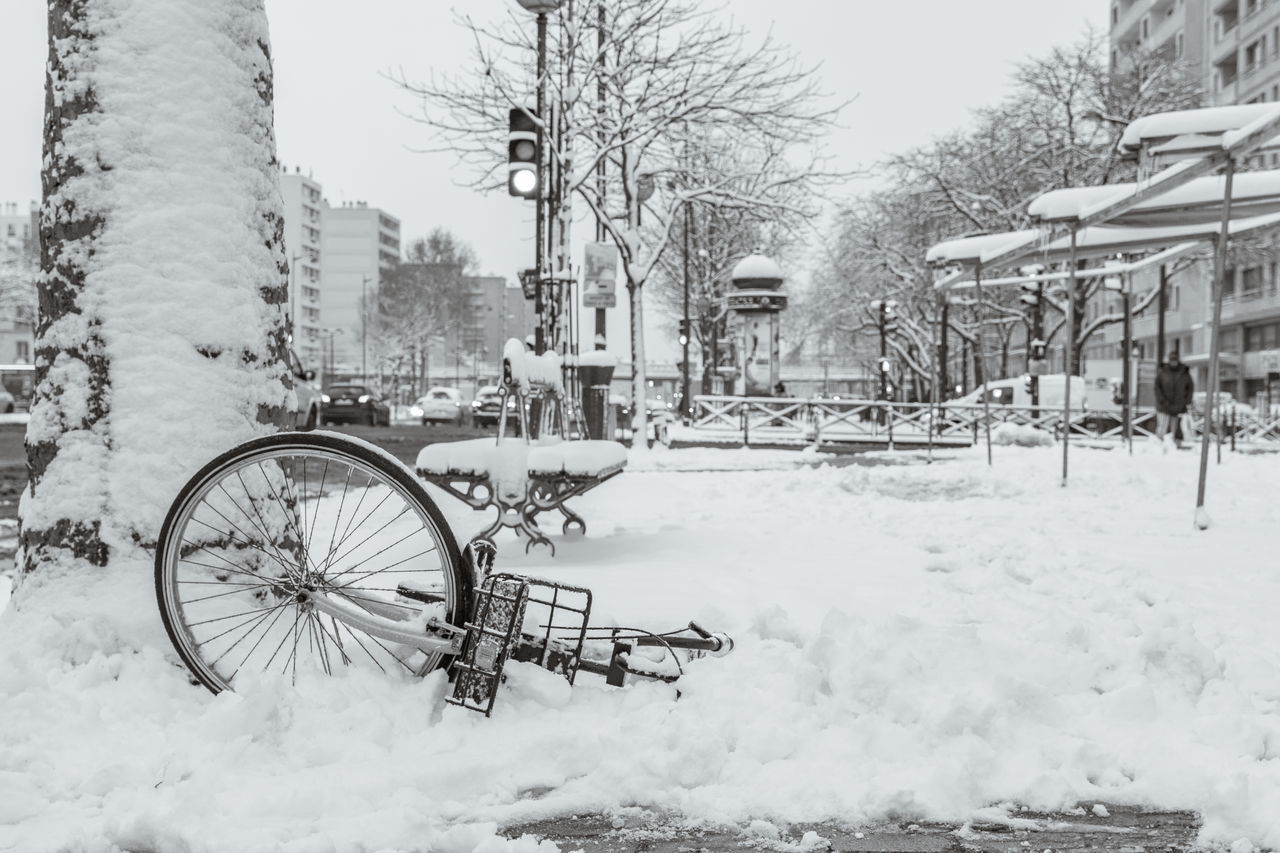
415;341;627;554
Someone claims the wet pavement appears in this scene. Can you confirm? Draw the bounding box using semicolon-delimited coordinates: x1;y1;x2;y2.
506;805;1201;852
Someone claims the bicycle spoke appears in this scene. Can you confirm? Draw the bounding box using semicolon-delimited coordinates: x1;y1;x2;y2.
157;436;464;694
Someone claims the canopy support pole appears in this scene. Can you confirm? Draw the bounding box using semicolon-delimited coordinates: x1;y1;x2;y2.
1062;230;1078;486
1195;155;1235;529
1122;269;1133;455
974;262;992;466
928;287;940;463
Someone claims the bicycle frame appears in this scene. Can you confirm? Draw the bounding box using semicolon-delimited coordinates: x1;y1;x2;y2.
302;588;466;657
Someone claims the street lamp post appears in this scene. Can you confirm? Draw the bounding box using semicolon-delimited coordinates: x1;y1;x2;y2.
361;275;370;383
516;0;563;355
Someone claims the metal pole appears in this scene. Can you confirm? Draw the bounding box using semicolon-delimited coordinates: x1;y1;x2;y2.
1122;271;1132;454
974;263;992;466
682;200;691;424
594;0;607;351
361;276;368;382
1062;229;1077;487
1157;263;1168;365
534;10;548;355
928;289;940;462
939;297;950;399
877;301;887;426
1197;156;1235;526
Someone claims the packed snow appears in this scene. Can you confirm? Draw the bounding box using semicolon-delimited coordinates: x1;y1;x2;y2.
5;441;1280;850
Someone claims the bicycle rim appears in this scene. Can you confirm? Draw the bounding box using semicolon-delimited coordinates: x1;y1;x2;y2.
156;434;467;693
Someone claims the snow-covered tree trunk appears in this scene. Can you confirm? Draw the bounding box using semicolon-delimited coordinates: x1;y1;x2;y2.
24;0;290;580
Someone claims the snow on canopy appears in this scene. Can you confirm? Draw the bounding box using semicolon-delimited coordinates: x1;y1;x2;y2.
1001;209;1280;267
1118;103;1280;153
1028;170;1280;225
924;229;1041;267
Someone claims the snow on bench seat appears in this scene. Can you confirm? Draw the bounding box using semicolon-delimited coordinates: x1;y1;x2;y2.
415;437;628;478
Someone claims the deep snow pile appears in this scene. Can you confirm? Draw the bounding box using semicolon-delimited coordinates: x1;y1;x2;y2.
4;442;1280;851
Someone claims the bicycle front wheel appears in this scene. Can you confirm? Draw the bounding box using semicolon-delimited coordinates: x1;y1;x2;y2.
155;431;471;694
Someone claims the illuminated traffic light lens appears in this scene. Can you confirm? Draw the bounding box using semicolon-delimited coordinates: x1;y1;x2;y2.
511;168;538;194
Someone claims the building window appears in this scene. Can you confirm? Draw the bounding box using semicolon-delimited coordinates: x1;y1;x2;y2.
1112;4;1118;25
1141;16;1149;40
15;341;28;362
1176;31;1185;57
1245;323;1280;351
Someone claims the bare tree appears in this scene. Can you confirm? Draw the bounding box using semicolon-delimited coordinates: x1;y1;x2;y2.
394;0;843;440
369;232;477;398
26;0;290;579
806;30;1202;392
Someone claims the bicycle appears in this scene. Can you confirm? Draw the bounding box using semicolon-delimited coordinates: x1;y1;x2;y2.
153;431;732;715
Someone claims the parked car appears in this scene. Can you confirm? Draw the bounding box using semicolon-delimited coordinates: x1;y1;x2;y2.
412;387;463;425
287;350;320;430
471;385;519;429
1192;391;1255;419
321;384;392;426
0;388;14;414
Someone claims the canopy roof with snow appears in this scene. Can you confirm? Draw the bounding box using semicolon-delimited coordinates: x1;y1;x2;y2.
1117;103;1280;157
927;104;1280;281
924;229;1041;268
1028;170;1280;228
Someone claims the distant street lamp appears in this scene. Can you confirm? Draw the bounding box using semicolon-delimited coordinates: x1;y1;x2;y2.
361;275;371;382
320;327;344;388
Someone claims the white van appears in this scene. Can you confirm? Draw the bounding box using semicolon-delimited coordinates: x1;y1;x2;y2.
946;374;1086;410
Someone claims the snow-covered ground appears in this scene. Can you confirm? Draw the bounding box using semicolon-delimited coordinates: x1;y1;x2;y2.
3;440;1280;851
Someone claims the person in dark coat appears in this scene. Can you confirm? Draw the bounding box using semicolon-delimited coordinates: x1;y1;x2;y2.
1154;351;1194;448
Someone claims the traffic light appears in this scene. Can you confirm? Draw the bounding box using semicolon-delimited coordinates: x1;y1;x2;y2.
507;107;540;199
878;357;891;374
882;301;898;334
1029;338;1046;362
678;318;690;346
1018;281;1042;307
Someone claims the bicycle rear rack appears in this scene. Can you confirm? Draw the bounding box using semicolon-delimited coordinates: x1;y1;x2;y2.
448;570;734;716
448;573;592;716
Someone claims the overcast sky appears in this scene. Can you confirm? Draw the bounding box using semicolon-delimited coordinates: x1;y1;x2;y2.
0;1;1106;315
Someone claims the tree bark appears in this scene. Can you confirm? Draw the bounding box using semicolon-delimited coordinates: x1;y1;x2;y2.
26;0;112;572
24;0;290;579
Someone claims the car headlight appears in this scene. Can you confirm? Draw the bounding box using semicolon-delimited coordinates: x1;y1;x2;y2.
472;401;481;408
320;394;331;403
409;406;423;417
358;395;370;403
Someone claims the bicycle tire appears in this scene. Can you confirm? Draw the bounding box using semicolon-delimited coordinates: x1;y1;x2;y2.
155;431;471;694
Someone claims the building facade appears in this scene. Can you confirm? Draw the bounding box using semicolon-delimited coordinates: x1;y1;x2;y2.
278;169;325;372
1105;0;1280;409
429;276;537;391
319;202;400;382
0;201;37;366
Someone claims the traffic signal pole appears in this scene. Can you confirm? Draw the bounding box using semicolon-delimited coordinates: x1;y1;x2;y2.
534;10;547;355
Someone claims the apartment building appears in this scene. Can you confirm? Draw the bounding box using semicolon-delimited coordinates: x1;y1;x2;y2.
1103;0;1280;408
417;275;536;389
279;169;324;372
319;202;401;382
0;201;37;366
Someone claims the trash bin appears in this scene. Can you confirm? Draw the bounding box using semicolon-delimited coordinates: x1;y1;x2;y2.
579;364;615;440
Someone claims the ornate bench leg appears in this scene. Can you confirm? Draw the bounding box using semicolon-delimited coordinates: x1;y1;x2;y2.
559;504;586;537
519;502;555;555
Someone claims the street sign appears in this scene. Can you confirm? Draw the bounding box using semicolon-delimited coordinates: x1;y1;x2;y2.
582;242;617;309
518;268;539;301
